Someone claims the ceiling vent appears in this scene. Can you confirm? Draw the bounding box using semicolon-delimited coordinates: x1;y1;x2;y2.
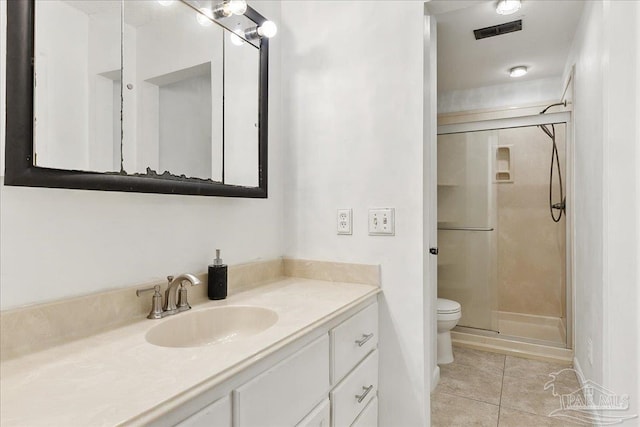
473;20;522;40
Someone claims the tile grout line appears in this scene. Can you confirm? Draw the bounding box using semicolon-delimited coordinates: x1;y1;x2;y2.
434;390;501;409
497;355;507;426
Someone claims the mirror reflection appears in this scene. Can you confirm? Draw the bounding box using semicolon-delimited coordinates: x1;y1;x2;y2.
34;0;122;173
33;0;260;187
224;27;259;187
122;0;224;181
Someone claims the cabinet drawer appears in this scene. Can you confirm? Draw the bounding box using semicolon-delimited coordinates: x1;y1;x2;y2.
234;335;330;427
296;398;330;427
176;395;231;427
330;303;378;384
330;350;378;427
350;396;378;427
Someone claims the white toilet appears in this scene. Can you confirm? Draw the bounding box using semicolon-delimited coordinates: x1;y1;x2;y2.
437;298;462;365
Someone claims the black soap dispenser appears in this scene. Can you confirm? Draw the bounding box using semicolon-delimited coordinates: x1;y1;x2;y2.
208;249;228;300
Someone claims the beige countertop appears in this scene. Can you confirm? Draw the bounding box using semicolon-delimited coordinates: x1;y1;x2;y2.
0;278;379;426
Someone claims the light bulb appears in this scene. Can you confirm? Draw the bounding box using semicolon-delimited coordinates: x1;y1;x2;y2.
496;0;521;15
227;0;247;16
157;0;174;6
197;8;214;27
257;21;277;38
509;66;528;78
230;29;245;46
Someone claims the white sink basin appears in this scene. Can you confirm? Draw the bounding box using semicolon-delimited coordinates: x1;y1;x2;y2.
145;306;279;348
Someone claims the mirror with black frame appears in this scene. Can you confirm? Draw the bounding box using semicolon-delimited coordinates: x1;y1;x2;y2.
5;0;272;197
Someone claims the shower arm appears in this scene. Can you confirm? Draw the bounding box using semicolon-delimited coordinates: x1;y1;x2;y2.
539;101;567;115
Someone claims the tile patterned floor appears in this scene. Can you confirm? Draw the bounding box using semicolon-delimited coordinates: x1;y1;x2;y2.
431;346;587;426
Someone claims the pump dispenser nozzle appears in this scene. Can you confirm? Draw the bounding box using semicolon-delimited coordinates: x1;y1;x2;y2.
214;249;223;266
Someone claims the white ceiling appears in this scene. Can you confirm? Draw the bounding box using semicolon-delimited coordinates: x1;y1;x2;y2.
431;0;585;92
63;1;161;27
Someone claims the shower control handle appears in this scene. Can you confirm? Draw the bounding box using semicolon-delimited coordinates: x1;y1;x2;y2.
429;247;439;255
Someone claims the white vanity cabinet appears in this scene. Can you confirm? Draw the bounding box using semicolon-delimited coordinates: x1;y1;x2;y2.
330;302;378;385
234;335;330;427
176;396;231;427
170;300;379;427
329;301;379;427
351;397;378;427
296;399;331;427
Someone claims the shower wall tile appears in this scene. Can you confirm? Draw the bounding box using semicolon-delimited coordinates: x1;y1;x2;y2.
497;126;566;318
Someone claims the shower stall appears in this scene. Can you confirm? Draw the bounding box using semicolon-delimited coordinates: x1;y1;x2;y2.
437;118;569;348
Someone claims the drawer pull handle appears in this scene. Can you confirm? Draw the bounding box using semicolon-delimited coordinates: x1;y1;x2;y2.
355;385;374;403
355;333;374;347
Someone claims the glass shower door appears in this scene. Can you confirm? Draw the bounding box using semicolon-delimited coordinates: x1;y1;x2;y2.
437;130;498;331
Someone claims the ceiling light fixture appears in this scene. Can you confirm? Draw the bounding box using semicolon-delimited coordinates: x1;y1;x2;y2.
509;66;528;77
496;0;521;15
244;21;278;40
157;0;174;6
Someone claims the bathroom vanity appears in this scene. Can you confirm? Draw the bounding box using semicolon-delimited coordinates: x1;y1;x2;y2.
0;277;380;426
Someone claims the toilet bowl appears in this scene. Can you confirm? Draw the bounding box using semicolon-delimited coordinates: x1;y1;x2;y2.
437;298;462;365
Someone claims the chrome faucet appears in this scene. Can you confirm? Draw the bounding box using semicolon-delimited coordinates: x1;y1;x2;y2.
137;273;202;319
163;274;202;315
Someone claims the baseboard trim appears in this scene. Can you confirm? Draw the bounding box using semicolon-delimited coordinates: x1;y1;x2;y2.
451;330;573;364
431;365;440;392
571;356;601;422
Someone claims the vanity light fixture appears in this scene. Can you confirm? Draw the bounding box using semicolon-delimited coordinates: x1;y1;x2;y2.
244;20;278;40
212;0;248;19
496;0;521;15
157;0;174;6
230;29;246;46
509;65;528;77
196;8;214;27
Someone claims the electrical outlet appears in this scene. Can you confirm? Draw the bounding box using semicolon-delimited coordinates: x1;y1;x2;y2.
368;208;395;236
337;209;352;235
587;337;593;366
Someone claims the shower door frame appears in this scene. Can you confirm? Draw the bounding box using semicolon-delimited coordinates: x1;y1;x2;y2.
437;110;574;350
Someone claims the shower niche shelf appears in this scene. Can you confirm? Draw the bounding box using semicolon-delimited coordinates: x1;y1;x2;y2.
495;145;513;183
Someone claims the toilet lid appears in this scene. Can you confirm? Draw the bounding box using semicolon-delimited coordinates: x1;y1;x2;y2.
437;298;461;314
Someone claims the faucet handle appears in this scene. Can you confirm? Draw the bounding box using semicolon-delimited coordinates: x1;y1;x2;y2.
177;285;191;312
136;284;161;297
166;275;174;283
136;285;164;319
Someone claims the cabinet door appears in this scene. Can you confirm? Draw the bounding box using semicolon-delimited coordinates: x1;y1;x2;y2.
296;398;330;427
176;395;231;427
234;335;330;427
351;397;378;427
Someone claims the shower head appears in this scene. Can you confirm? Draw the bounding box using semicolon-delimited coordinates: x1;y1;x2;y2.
540;101;567;115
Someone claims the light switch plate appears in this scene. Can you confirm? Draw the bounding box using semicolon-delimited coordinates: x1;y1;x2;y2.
368;208;395;235
337;209;352;235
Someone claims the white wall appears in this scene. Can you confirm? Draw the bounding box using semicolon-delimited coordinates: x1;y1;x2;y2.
158;73;212;178
438;76;563;114
87;6;121;173
132;4;224;178
565;0;640;422
601;1;639;421
280;2;428;425
224;39;260;187
0;1;284;310
33;0;89;170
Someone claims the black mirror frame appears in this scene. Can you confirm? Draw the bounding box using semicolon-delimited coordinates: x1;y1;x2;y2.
4;0;268;198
